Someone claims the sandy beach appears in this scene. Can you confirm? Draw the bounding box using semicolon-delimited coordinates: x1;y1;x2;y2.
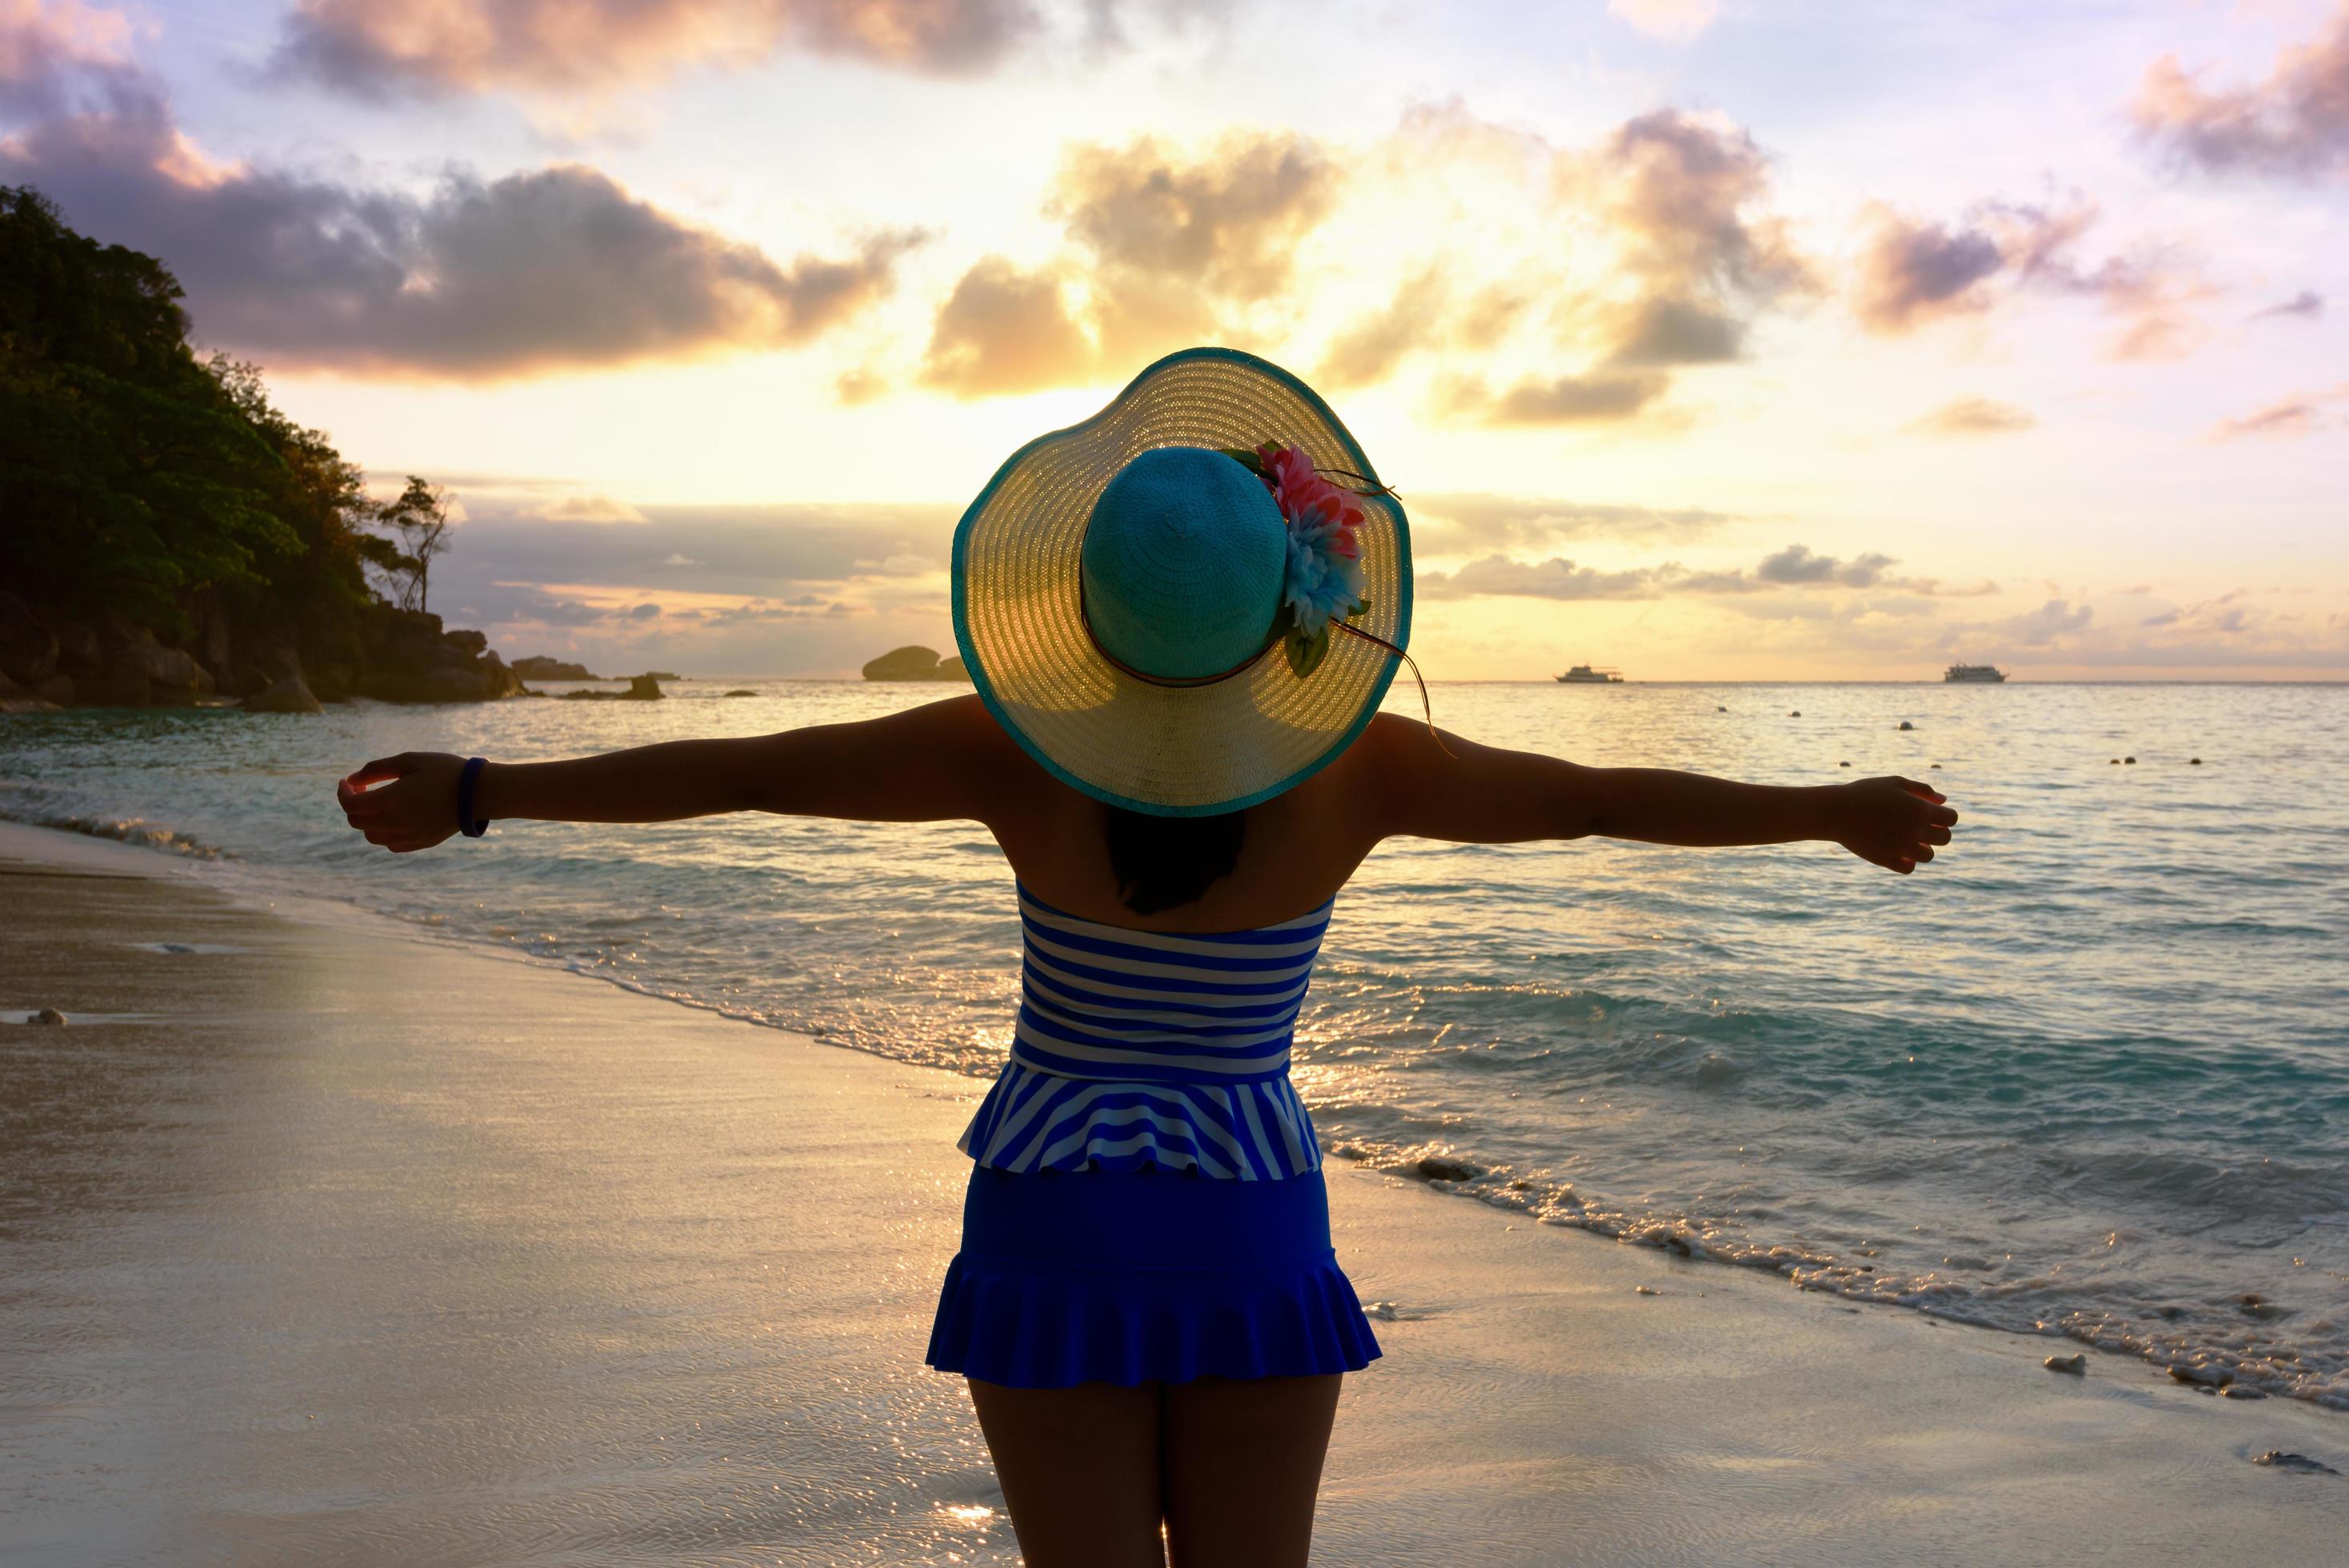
2;819;2345;1567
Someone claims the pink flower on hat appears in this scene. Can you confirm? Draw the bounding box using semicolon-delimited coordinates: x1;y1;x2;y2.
1253;442;1367;638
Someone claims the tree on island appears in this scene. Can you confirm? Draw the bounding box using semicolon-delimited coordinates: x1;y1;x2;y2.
373;476;455;614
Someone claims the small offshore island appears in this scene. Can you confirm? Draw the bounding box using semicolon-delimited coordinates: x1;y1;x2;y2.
862;646;970;682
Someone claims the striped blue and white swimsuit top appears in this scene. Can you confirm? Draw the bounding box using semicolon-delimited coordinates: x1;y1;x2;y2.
955;882;1333;1182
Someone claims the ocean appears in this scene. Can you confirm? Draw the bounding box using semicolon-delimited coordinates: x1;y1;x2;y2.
4;679;2343;1411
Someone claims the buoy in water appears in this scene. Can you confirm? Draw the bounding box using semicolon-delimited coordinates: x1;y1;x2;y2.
2125;756;2136;765
2190;757;2203;765
1790;710;1802;718
1899;721;1915;731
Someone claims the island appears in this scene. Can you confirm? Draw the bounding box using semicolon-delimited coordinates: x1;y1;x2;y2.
510;656;604;682
0;190;524;714
862;646;971;682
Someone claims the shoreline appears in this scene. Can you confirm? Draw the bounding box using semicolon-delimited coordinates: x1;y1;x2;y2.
3;818;2347;1564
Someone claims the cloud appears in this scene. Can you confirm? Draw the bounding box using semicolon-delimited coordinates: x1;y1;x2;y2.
539;494;649;522
918;254;1096;396
1849;196;2208;358
2131;6;2349;180
1419;542;1974;601
1;31;921;377
1050;129;1336;299
1582;111;1810;309
1683;585;2344;675
1419;554;1676;601
269;0;1042;99
1316;266;1447;389
1435;370;1671;426
2250;290;2323;321
2205;384;2349;441
0;0;138;118
1905;395;2038;437
2002;598;2094;644
1315;106;1808;398
1599;295;1747;366
1752;543;1894;587
915;128;1338;397
1851;210;2006;333
1607;0;1718;42
1409;493;1740;552
440;498;959;598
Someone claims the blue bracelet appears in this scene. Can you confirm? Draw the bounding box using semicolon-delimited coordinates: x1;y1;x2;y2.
456;756;490;838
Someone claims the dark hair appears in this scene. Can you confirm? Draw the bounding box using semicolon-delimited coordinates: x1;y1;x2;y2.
1106;804;1246;914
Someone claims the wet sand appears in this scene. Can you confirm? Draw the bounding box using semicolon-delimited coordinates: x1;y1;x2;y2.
3;820;2345;1566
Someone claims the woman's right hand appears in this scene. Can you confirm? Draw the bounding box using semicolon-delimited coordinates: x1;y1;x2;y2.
337;751;468;854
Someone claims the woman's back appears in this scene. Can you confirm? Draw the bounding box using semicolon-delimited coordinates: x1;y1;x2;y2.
970;697;1412;934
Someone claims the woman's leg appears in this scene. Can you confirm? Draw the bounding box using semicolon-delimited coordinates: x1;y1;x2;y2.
1158;1374;1343;1568
966;1377;1168;1567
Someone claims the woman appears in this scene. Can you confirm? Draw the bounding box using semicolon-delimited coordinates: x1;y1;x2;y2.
336;348;1957;1566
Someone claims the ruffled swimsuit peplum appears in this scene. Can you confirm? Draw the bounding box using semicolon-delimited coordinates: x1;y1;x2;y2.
924;883;1384;1389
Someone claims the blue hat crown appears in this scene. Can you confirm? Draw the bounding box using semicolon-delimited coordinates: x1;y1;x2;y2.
1078;447;1287;681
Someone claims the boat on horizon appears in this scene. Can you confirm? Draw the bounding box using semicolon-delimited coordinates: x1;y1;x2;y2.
1944;663;2008;683
1555;664;1625;684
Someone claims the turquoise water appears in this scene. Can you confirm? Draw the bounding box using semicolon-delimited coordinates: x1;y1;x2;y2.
4;681;2344;1408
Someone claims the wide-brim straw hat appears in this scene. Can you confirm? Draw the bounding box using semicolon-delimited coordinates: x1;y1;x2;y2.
951;346;1412;817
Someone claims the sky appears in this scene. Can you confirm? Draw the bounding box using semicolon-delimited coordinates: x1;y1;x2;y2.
5;0;2346;680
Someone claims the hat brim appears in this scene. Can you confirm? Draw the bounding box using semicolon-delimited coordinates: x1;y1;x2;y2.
952;346;1412;818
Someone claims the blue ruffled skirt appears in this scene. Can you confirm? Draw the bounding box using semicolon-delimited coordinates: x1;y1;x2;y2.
926;1162;1383;1389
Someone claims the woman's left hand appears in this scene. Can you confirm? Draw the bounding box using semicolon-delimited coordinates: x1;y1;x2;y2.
337;751;467;854
1831;776;1959;874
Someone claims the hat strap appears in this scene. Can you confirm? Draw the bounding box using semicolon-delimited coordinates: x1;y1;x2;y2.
1331;620;1455;758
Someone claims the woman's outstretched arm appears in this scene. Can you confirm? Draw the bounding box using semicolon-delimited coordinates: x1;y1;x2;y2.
1353;713;1958;874
336;694;1018;854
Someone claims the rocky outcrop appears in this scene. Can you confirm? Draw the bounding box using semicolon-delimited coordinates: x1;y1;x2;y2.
1;591;59;686
342;608;525;703
0;589;523;710
244;674;324;714
862;646;971;682
0;668;61;714
558;674;664;701
510;655;602;681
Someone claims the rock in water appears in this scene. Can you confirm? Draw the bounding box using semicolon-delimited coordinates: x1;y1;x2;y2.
1412;1155;1480;1182
625;674;663;700
245;674;323;714
2043;1354;2087;1375
0;669;61;714
723;689;758;698
33;1007;67;1026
